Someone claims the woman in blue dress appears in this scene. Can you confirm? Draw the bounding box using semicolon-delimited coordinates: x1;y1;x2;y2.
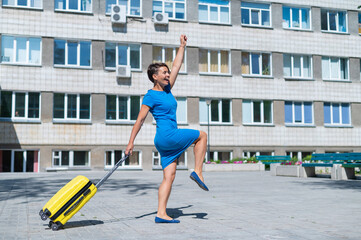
125;35;209;224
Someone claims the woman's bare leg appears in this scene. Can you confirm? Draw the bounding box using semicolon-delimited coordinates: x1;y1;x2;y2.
157;161;177;220
193;131;207;182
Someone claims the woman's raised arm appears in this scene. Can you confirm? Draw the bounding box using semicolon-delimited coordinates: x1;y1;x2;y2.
169;35;187;89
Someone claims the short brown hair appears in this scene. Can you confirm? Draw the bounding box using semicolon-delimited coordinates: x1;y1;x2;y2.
147;63;169;83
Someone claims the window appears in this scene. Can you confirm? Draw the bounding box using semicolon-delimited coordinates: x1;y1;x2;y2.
152;151;186;169
53;93;91;121
55;0;92;12
52;150;90;167
321;9;347;33
0;91;40;121
153;46;186;72
176;97;187;124
1;36;41;65
105;150;141;168
242;100;273;125
283;54;312;79
286;151;313;161
105;43;141;70
285;101;313;125
282;6;310;30
324;103;351;126
241;52;271;76
209;151;232;161
2;0;42;8
54;40;91;67
153;0;185;20
106;95;140;122
322;57;348;80
198;0;230;24
0;150;39;172
243;151;273;158
105;0;141;16
199;49;230;74
241;2;270;27
199;99;231;124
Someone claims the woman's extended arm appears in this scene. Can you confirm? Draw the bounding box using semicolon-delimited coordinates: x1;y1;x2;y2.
169;35;187;89
125;104;150;155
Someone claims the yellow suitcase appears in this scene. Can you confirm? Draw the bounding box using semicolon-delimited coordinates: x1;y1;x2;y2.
39;155;128;231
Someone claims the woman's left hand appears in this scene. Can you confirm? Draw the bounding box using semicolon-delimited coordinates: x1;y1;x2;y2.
180;35;187;47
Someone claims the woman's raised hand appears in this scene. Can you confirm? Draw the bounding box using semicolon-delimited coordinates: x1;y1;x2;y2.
180;35;187;47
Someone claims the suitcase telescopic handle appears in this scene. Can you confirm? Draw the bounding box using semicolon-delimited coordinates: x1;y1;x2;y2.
95;154;129;189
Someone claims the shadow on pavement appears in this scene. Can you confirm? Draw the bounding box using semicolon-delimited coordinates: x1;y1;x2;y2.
0;177;159;202
63;220;104;229
42;220;104;231
135;205;208;220
294;179;361;190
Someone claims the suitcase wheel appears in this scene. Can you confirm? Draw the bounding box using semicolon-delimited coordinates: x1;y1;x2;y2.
39;209;51;221
50;221;62;231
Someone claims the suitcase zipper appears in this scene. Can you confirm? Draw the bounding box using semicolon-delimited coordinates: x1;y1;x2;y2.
50;181;93;221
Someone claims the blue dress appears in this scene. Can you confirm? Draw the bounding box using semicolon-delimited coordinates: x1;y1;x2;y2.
142;86;200;169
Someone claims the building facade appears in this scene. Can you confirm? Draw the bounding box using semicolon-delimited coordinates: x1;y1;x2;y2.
0;0;361;172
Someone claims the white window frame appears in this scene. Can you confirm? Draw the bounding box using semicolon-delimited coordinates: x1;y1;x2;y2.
242;151;274;158
152;151;187;169
54;40;92;68
0;150;40;173
243;100;273;125
105;150;142;169
105;95;140;123
152;45;187;73
324;103;351;127
199;49;231;75
241;2;271;27
55;0;92;13
2;0;42;9
12;91;41;122
152;0;186;21
52;150;91;168
322;57;349;81
105;0;142;16
105;43;142;71
1;35;42;66
282;6;311;30
0;91;41;122
321;9;348;33
286;151;314;161
285;101;314;126
208;151;233;161
176;97;187;124
200;98;232;125
198;0;230;24
53;93;92;123
283;54;313;79
242;52;272;77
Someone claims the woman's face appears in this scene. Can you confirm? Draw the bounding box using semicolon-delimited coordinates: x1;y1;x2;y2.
154;66;170;87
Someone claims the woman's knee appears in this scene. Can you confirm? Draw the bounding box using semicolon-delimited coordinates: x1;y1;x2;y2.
164;171;176;183
199;131;207;141
163;164;176;183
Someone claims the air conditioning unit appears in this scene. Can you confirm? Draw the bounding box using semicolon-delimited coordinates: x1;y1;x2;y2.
153;12;169;25
116;65;131;78
111;4;126;24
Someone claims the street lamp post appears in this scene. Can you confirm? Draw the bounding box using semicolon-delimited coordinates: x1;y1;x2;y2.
205;99;212;163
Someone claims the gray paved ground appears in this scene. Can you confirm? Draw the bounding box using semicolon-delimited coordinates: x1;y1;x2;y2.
0;170;361;240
